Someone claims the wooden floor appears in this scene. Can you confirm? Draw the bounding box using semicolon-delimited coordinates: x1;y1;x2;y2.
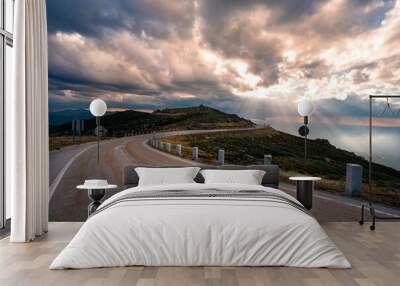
0;222;399;286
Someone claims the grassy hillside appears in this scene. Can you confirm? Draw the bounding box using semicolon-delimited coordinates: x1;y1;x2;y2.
162;128;400;207
49;136;99;151
153;105;254;130
50;105;254;136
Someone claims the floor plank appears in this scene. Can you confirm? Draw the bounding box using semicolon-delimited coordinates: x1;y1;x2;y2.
0;222;399;286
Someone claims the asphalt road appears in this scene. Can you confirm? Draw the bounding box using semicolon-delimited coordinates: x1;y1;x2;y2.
49;134;191;221
49;131;400;223
49;129;250;221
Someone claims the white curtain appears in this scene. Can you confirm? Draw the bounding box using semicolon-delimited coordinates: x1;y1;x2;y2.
7;0;49;242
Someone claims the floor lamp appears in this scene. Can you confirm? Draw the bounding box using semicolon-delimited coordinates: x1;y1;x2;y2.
297;98;315;160
90;99;107;164
359;94;400;230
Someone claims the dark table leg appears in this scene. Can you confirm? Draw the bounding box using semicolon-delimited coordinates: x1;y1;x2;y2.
88;189;105;217
296;181;314;210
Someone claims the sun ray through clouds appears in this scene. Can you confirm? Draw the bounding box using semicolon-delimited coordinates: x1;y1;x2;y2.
46;0;400;168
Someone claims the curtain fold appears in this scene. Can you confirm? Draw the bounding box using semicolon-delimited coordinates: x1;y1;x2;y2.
8;0;49;242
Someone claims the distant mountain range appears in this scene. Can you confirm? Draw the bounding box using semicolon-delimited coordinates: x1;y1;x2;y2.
49;109;114;126
49;105;255;136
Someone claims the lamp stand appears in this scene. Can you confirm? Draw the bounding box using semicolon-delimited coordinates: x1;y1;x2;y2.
304;116;308;161
96;116;100;164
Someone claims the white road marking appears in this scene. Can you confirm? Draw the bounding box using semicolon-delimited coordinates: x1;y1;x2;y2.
49;143;97;199
115;142;137;165
281;185;400;217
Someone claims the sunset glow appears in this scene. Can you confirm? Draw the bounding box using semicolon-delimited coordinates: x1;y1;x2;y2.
47;0;400;125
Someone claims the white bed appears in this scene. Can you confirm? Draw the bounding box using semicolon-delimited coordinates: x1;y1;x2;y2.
50;183;351;269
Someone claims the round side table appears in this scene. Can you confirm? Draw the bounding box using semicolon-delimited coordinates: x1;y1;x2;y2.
289;176;321;210
77;184;117;217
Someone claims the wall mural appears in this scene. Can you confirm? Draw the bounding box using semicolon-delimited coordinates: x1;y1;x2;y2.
47;0;400;221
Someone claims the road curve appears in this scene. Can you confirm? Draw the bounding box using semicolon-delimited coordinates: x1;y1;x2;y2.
49;129;254;221
49;129;400;222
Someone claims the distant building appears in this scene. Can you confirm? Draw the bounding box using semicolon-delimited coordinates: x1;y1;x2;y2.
94;125;107;136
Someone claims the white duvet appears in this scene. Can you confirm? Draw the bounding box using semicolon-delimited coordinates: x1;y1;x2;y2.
50;183;351;269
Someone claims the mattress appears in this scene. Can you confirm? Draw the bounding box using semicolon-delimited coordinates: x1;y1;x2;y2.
50;183;351;269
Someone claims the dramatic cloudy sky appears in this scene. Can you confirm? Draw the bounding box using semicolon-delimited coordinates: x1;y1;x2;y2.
47;0;400;124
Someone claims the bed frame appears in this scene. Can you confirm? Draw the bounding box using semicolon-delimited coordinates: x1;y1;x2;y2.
123;165;280;189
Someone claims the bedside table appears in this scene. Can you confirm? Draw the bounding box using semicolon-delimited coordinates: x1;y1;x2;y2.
289;176;321;210
77;180;117;217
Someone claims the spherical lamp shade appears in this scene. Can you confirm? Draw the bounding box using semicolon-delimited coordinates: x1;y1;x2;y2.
297;98;315;117
90;99;107;117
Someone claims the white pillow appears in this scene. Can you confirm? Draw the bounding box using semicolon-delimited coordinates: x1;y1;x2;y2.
135;167;201;186
200;169;265;185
